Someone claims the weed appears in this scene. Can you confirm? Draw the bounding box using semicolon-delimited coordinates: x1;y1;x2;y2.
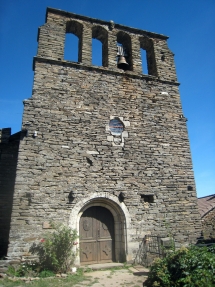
7;261;39;277
83;266;93;273
39;270;55;278
107;263;130;274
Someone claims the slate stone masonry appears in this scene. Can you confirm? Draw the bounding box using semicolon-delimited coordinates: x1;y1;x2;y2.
5;7;201;262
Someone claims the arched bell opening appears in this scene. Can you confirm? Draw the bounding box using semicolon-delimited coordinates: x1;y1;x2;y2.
139;37;157;76
65;20;83;62
116;31;133;71
92;25;108;67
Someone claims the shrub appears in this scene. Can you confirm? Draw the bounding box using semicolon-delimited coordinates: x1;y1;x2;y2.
7;261;39;277
39;269;55;278
145;245;215;287
30;222;78;273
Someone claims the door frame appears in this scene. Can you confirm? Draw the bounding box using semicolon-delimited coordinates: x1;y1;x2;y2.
69;192;132;265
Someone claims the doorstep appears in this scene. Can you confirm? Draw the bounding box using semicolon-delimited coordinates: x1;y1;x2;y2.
80;262;124;270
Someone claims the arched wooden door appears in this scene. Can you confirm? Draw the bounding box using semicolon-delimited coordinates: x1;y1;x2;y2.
79;206;115;264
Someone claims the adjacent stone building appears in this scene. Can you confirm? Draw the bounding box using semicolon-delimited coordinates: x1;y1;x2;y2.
1;7;202;265
198;195;215;239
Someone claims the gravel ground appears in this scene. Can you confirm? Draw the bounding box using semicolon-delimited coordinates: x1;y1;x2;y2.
74;266;149;287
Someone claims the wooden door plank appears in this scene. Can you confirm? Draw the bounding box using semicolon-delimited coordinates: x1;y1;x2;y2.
80;206;115;264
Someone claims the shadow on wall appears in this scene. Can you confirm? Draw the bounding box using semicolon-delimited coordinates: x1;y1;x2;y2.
0;128;20;258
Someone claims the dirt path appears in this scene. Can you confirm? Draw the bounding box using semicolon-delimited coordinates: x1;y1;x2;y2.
74;266;149;287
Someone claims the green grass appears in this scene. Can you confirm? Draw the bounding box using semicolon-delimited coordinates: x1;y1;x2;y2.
106;263;131;275
0;269;91;287
0;263;138;287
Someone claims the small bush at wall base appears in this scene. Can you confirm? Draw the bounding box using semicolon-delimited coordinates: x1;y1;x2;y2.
7;261;39;277
30;222;78;273
39;270;55;278
145;245;215;287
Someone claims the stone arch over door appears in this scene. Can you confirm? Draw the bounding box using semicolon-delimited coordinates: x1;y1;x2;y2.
69;192;132;265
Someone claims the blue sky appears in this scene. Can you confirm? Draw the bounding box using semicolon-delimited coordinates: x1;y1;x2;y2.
0;0;214;198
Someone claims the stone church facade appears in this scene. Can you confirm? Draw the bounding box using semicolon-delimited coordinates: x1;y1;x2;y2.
1;8;202;265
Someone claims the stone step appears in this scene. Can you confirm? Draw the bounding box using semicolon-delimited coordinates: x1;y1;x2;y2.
80;262;124;270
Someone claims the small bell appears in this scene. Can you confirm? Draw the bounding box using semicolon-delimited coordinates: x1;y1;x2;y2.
117;56;129;70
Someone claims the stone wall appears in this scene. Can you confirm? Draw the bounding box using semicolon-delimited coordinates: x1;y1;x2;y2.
6;8;201;262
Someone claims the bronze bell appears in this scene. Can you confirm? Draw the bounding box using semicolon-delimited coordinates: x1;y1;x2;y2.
117;56;129;70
